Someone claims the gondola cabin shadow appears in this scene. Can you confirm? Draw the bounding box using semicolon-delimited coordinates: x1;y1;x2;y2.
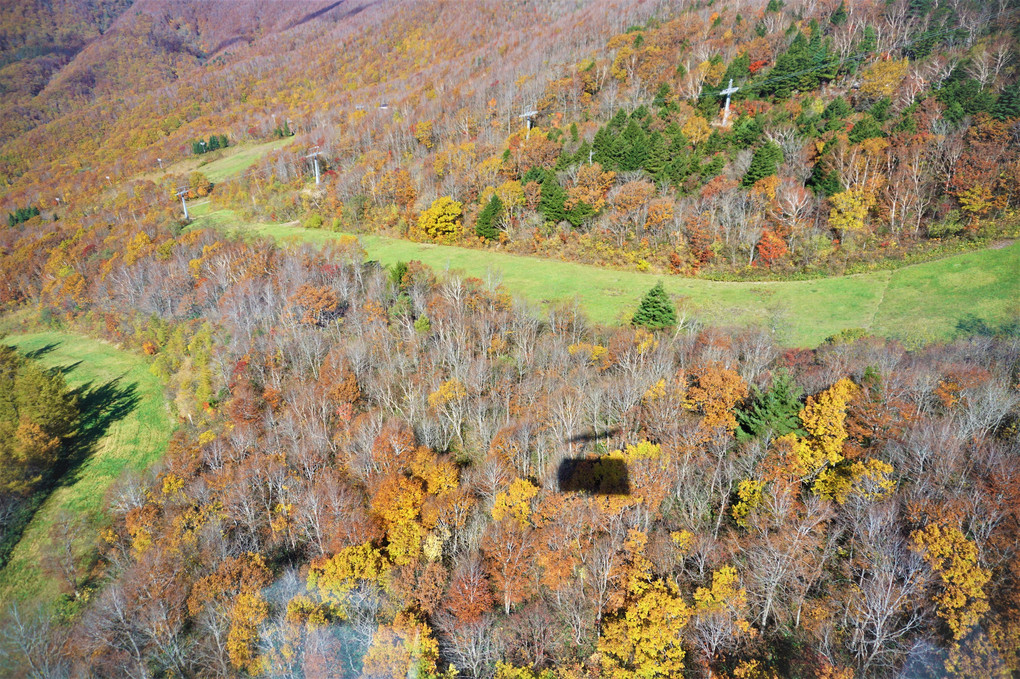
557;457;630;495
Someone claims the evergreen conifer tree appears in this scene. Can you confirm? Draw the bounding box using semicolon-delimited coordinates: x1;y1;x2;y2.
831;1;847;25
538;173;568;224
736;370;805;439
622;120;648;172
653;82;671;109
608;109;629;131
475;193;503;240
607;134;628;170
566;201;594;228
823;97;852;121
993;82;1020;120
644;133;669;179
848;116;884;144
631;282;677;330
592;127;614;167
741;142;784;187
573;140;593;165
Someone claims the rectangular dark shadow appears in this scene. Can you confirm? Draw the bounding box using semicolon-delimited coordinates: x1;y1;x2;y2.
558;457;630;495
566;427;621;445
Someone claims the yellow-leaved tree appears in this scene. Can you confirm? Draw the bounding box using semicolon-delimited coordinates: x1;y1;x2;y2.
828;188;875;238
858;58;909;103
775;377;897;503
227;591;269;674
731;479;766;528
371;475;427;566
785;377;859;479
361;611;443;679
598;530;691;678
691;565;754;662
306;542;391;612
812;457;896;504
492;478;539;527
416;196;463;242
910;522;991;641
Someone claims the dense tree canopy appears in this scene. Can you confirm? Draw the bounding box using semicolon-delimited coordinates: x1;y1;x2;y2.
0;0;1018;677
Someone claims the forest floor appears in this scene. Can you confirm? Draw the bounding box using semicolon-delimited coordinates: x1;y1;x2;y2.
187;206;1020;347
0;328;173;608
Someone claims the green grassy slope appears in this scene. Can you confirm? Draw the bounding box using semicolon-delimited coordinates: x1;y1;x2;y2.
189;211;1019;347
145;137;294;185
871;244;1020;343
0;332;174;606
199;138;294;183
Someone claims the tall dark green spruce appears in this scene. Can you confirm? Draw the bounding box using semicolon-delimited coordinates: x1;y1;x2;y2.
736;370;805;440
631;282;677;330
741;142;783;187
539;173;568;224
475;193;503;240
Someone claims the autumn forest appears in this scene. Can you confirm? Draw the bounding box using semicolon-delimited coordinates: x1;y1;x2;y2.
0;0;1018;678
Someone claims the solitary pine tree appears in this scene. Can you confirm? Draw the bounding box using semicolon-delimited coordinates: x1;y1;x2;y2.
631;282;677;330
475;193;503;240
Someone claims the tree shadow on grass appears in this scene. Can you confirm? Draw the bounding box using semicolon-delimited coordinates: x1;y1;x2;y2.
45;360;83;379
0;374;139;572
59;376;141;485
20;343;59;361
955;314;1020;339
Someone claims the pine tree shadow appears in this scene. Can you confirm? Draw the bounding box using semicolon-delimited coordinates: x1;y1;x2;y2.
955;314;1020;338
20;342;59;361
0;373;139;571
45;360;83;378
58;376;141;485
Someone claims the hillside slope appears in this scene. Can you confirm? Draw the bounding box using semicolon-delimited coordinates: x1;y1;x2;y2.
0;331;172;607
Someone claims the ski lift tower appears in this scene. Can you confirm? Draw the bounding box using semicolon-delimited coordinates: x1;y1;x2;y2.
719;79;740;126
175;187;190;220
305;146;322;186
518;109;538;139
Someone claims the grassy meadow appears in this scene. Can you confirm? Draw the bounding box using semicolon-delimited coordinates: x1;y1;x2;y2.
145;137;294;184
189;210;1019;347
0;331;173;607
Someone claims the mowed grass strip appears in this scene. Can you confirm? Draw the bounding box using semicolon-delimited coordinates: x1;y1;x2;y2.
872;243;1020;344
0;332;173;606
199;137;294;183
193;210;1019;347
144;137;294;184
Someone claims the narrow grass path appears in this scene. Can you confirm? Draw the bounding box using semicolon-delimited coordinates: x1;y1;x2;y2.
190;210;1019;347
0;331;173;606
